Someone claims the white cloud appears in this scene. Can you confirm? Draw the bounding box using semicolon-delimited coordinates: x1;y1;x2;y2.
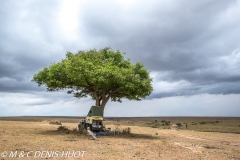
219;49;240;70
153;80;192;94
0;91;239;117
105;94;240;117
0;0;240;116
57;0;81;41
0;92;93;116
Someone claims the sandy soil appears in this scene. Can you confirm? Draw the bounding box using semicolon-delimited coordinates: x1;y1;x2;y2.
0;121;240;160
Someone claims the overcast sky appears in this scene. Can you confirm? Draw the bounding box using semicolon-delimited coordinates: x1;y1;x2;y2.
0;0;240;117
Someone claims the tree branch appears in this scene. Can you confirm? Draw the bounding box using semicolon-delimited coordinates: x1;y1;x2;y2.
93;88;100;106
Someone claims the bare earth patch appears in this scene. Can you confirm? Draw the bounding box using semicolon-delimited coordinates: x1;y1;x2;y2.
0;120;240;160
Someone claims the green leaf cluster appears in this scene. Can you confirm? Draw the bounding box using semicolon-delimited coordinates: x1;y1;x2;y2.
32;47;153;107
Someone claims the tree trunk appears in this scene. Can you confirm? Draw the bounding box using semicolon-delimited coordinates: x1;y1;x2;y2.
94;89;110;117
95;97;109;117
99;105;105;117
93;90;100;106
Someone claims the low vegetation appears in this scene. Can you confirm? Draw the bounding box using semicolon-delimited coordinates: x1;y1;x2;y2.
0;117;239;159
142;117;240;134
121;127;131;135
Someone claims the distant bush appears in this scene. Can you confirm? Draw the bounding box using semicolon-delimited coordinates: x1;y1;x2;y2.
122;127;131;135
146;121;161;128
176;123;182;128
199;121;207;125
199;121;220;125
165;121;170;126
161;120;166;123
191;122;197;125
159;120;170;126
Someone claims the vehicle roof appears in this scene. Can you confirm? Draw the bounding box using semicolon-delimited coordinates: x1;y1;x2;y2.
87;106;103;117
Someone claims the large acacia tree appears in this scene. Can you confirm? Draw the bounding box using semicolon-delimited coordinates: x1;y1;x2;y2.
32;47;153;116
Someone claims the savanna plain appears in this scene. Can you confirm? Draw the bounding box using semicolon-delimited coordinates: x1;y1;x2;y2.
0;116;240;160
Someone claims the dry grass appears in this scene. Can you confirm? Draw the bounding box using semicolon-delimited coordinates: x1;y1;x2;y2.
0;117;240;160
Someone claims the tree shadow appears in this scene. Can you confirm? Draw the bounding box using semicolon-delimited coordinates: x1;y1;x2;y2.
35;129;80;136
107;133;164;140
35;129;164;140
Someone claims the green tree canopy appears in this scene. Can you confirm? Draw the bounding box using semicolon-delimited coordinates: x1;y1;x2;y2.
32;47;153;116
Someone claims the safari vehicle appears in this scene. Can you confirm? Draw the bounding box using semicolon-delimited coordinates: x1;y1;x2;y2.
78;106;104;132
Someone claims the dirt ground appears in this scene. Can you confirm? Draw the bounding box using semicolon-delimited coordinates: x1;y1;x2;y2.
0;119;240;160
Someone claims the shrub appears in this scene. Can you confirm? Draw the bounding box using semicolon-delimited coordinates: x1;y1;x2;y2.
176;123;182;128
58;126;69;132
165;121;170;126
65;130;70;134
122;127;131;135
57;126;70;134
57;126;86;135
78;124;86;134
199;121;207;125
72;128;79;134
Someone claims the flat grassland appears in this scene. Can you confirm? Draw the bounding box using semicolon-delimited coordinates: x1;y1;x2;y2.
0;117;240;160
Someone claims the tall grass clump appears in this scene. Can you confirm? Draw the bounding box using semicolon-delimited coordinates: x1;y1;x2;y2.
122;127;131;135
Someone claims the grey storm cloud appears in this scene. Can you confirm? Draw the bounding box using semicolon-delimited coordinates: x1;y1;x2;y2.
80;0;240;98
0;0;240;99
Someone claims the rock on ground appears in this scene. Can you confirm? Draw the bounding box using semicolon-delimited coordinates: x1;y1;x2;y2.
49;120;62;125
